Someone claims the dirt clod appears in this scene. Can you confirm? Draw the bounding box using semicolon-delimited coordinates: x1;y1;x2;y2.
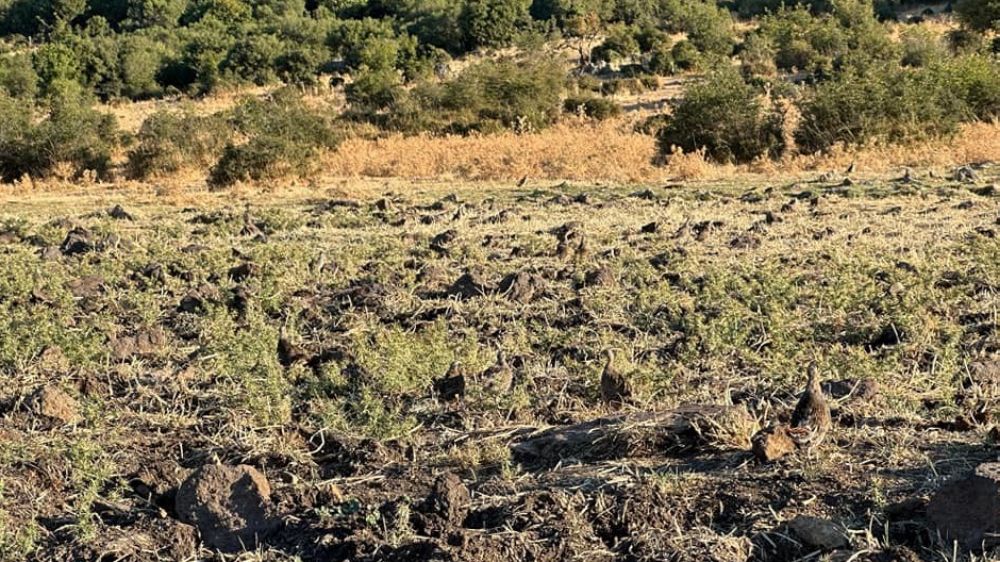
927;462;1000;551
60;227;95;255
29;385;81;426
751;425;796;462
175;464;279;553
417;473;469;536
788;515;849;550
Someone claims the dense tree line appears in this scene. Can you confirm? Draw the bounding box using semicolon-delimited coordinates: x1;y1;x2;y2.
0;0;997;185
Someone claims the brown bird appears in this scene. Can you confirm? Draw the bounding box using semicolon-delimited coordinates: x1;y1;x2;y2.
789;363;832;452
433;361;467;401
600;350;633;408
481;347;514;395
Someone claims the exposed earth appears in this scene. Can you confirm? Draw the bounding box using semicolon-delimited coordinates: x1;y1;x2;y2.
0;169;998;561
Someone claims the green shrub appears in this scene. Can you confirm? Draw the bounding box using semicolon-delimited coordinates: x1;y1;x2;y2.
0;82;118;182
739;33;778;79
794;65;968;153
208;91;343;188
656;68;784;164
956;0;1000;32
671;40;701;71
900;27;945;68
0;53;38;99
936;55;1000;121
947;28;986;55
126;109;230;179
591;23;640;63
380;57;565;134
346;67;404;111
118;34;168;99
563;94;622;119
659;0;735;56
223;34;282;86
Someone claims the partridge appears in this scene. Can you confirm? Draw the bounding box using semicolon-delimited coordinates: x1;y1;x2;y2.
481;348;513;395
600;350;633;408
789;363;832;452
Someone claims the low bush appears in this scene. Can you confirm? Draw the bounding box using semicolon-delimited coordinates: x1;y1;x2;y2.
563;94;622;119
794;65;967;153
208;91;343;188
126;109;231;180
0;82;118;182
656;69;784;163
372;58;566;134
935;55;1000;121
900;27;946;68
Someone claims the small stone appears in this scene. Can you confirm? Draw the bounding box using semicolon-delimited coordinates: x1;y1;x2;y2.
29;385;81;426
788;515;849;550
175;464;279;553
751;425;796;462
928;462;1000;551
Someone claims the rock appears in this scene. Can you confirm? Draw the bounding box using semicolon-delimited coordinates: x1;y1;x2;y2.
730;234;761;249
179;284;222;313
788;516;849;550
175;464;279;553
927;462;1000;550
822;378;879;402
430;229;458;254
751;425;797;462
433;364;466;401
640;222;659;234
29;385;81;426
954;165;978;183
39;246;62;261
60;227;95;255
36;346;69;373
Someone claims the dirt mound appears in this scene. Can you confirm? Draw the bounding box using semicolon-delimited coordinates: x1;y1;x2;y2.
175;464;279;552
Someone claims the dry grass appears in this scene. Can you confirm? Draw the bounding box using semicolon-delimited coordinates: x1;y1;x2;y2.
320;119;663;183
318;118;1000;185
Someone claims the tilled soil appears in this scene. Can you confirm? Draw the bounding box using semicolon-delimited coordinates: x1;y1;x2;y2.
0;172;998;561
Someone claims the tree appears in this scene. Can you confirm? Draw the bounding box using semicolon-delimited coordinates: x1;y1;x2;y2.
956;0;1000;32
460;0;530;49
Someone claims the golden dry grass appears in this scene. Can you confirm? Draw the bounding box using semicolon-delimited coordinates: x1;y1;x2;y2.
318;118;1000;185
320;119;663;183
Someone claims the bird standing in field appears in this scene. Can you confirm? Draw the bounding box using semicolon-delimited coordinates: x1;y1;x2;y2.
600;350;633;409
789;363;832;452
481;347;513;395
